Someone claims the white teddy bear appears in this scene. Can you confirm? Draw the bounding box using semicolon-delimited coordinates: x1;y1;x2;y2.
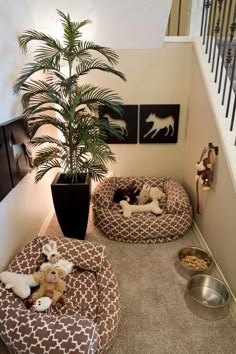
138;184;165;205
120;199;162;218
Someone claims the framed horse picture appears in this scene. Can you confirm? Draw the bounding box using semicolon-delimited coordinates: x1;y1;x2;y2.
99;105;138;144
3;117;32;187
139;104;180;144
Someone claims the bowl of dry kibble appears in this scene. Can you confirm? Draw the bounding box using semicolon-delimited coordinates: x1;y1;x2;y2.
176;246;214;279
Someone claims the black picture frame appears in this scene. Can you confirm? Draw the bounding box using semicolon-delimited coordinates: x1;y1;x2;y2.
3;117;32;188
99;104;138;144
139;104;180;144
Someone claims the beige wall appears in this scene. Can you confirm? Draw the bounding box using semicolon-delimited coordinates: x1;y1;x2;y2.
86;43;194;182
183;54;236;296
0;0;55;271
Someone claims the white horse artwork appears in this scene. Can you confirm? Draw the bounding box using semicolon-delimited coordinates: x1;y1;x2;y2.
143;113;175;139
103;113;128;136
9;133;33;174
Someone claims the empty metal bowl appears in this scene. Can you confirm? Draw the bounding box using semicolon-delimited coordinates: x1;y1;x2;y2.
176;246;213;279
185;274;230;320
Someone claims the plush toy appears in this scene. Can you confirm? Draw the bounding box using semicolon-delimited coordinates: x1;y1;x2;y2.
113;181;140;204
40;240;74;276
33;296;53;312
28;265;66;306
0;271;39;299
195;159;214;190
120;200;162;218
195;142;219;213
138;184;165;205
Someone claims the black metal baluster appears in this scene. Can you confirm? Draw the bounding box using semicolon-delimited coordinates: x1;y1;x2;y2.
227;47;236;120
212;0;224;72
231;97;236;141
201;0;207;36
227;7;236;119
222;4;236;105
209;0;218;62
203;1;212;45
177;0;182;36
167;5;173;36
215;0;228;81
218;0;233;93
206;0;214;54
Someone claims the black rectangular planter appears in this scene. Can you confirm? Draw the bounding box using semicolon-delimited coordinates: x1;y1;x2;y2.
51;173;91;240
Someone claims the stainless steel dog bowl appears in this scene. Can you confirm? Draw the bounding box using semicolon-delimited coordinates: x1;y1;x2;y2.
185;274;230;320
175;246;213;279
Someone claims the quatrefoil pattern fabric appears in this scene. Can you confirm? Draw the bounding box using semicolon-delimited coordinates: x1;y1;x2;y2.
92;177;193;243
0;236;120;353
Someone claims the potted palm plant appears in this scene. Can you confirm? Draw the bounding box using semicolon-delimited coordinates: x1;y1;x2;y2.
14;10;126;239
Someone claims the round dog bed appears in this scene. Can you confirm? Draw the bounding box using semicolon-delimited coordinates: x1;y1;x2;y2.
92;176;193;243
0;236;120;353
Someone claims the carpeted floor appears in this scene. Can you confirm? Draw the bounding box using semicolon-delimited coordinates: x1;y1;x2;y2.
45;213;236;354
1;213;236;354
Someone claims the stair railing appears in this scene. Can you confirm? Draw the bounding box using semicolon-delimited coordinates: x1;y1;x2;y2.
200;0;236;144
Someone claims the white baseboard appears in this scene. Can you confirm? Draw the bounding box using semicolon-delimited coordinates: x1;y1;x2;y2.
192;221;236;317
38;208;55;236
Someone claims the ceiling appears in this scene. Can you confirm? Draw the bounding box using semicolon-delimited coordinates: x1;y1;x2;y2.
24;0;172;49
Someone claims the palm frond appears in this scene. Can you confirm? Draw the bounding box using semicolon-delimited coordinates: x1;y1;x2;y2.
85;160;108;181
71;85;123;114
14;60;60;94
57;10;91;48
27;115;67;138
34;160;62;182
30;135;62;147
75;41;120;65
33;146;62;166
23;105;65;121
18;30;63;54
21;80;68;112
34;45;62;65
75;59;126;81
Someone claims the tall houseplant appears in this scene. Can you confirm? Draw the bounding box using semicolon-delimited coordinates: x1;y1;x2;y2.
14;10;126;239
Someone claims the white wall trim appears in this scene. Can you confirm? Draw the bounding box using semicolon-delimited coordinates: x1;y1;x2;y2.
38;208;54;236
192;221;236;318
164;36;193;43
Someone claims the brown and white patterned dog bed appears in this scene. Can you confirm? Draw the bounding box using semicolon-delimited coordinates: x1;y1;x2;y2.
92;176;193;243
0;236;120;353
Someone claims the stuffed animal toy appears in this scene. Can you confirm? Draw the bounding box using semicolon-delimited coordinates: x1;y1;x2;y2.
195;142;219;213
0;271;39;299
33;296;53;312
195;159;214;190
195;143;218;191
40;240;74;276
113;181;140;204
138;184;165;205
120;200;162;218
28;265;66;306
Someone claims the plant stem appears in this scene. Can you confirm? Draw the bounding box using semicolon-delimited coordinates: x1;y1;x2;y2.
68;59;74;177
